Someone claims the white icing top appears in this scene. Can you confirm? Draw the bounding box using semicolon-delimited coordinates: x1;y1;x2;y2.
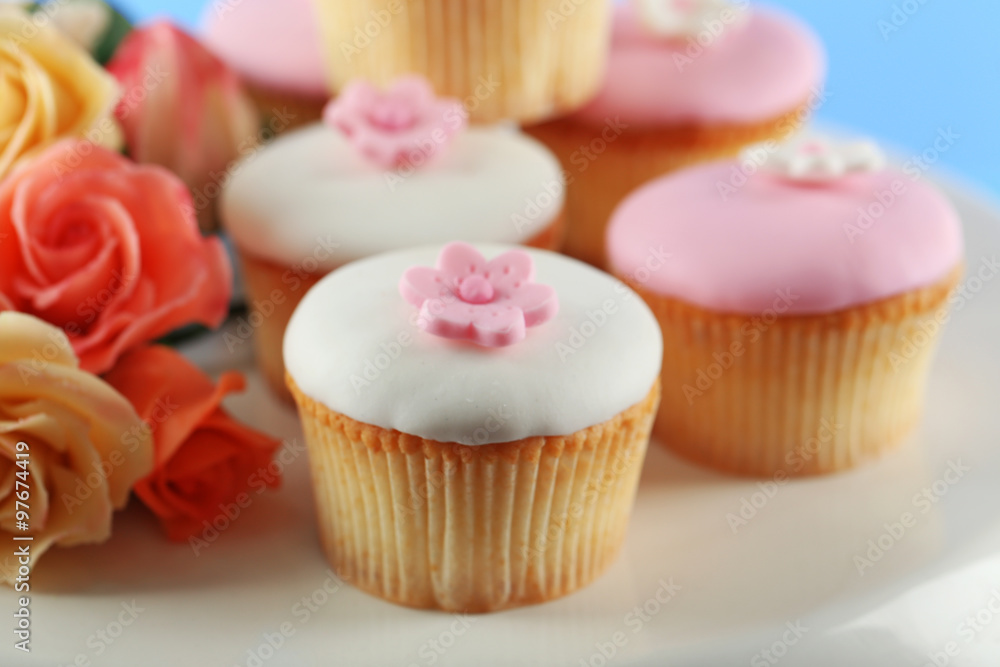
284;244;662;445
221;124;564;270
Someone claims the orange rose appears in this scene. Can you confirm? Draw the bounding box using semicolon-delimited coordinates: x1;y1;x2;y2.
0;140;232;374
0;312;151;585
103;346;282;542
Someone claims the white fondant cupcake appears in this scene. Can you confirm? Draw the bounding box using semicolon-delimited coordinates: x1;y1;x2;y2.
284;242;661;612
221;77;566;400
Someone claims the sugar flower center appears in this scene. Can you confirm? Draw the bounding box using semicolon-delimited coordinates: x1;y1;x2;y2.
458;275;495;305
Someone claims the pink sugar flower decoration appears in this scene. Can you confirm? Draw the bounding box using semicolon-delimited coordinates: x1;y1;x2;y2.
399;243;559;348
323;76;466;168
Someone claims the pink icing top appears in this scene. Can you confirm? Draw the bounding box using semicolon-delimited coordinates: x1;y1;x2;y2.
606;162;964;314
199;0;327;98
399;242;559;347
570;4;824;127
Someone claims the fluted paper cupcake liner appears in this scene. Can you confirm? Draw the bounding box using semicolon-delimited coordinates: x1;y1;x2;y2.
234;211;565;402
525;103;812;266
628;267;962;477
313;0;611;123
288;377;659;612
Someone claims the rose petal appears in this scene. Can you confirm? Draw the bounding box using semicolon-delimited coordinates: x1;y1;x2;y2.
15;232;120;326
0;311;76;367
104;347;245;465
0;141;232;375
27;209;106;282
107;21;260;231
0;7;120;180
105;345;282;542
14;170;143;299
75;230;230;375
0;366;151;509
0;313;150;585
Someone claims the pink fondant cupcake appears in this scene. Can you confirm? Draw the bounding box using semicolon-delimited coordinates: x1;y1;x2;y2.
607;136;964;476
200;0;329;131
526;0;825;266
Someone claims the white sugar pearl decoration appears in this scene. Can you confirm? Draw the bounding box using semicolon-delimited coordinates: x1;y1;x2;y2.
748;135;888;183
634;0;748;38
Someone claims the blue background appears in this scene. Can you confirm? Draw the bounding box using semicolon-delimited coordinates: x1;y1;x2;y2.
118;0;1000;199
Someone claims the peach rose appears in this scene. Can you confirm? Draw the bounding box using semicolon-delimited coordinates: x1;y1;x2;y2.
0;5;121;180
0;140;232;375
0;312;152;586
107;21;260;232
104;346;283;542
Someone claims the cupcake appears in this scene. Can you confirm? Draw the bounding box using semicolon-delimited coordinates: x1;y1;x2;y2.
221;77;567;401
606;136;964;477
284;242;662;611
312;0;611;124
526;0;825;266
200;0;329;131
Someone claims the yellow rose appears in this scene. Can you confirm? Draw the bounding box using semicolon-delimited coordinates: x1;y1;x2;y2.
0;5;120;179
0;312;152;586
